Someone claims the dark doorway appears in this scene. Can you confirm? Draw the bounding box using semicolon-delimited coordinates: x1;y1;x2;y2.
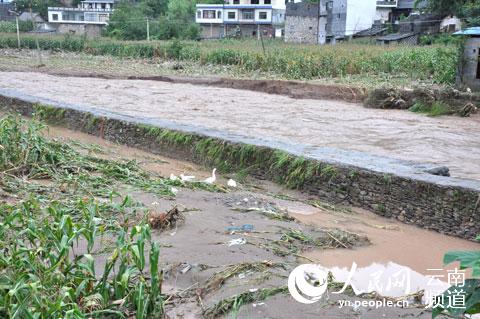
477;49;480;79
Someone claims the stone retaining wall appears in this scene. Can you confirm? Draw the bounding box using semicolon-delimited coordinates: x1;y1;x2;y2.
1;95;479;240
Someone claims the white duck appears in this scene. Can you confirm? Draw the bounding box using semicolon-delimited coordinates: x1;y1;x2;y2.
169;173;178;181
204;168;217;184
227;179;237;188
180;174;196;182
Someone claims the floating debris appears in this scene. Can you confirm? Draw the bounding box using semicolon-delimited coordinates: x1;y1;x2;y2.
227;238;247;247
202;261;286;294
180;173;195;182
235;207;295;222
148;206;184;231
227;179;237;187
203;286;288;318
225;224;254;233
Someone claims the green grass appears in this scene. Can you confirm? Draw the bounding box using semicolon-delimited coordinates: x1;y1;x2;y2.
0;33;459;84
409;101;456;116
27;104;351;192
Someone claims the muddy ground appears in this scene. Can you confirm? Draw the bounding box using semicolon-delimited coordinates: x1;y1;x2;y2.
1;71;479;181
36;124;478;319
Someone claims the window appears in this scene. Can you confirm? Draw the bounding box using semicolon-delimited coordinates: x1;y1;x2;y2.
233;0;239;3
98;13;108;22
62;12;77;21
84;13;97;22
101;3;105;9
251;0;259;4
242;9;254;20
197;10;201;18
228;11;235;19
217;11;222;18
202;10;216;19
264;0;271;4
52;13;58;21
259;11;267;20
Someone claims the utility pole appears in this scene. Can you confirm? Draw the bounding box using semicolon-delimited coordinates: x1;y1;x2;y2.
8;9;20;48
146;18;150;41
30;7;42;65
317;0;321;44
259;26;266;56
15;15;20;48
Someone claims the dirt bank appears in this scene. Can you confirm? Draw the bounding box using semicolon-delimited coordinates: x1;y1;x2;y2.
1;71;479;180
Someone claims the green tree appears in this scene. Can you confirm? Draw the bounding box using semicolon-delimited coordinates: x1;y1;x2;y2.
13;0;61;19
106;1;149;40
106;0;201;40
417;0;480;26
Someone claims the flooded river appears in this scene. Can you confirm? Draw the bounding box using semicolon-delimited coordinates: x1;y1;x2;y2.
1;71;480;180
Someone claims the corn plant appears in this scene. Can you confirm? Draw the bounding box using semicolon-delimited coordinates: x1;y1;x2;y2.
0;197;164;318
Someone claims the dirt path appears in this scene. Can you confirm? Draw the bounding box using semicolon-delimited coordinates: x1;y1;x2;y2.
1;71;480;181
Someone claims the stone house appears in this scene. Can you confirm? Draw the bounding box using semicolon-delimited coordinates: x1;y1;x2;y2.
0;1;15;22
455;27;480;92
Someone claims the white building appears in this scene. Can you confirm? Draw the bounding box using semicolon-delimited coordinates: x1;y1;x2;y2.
195;0;287;39
321;0;377;43
48;0;114;25
48;0;114;36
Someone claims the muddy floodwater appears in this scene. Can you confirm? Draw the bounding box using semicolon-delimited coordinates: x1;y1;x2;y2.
1;71;480;180
48;125;480;275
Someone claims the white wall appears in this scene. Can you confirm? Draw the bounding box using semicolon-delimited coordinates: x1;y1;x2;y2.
375;7;391;23
345;0;377;36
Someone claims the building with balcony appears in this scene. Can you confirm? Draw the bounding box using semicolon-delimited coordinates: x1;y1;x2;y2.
375;0;425;23
48;0;114;36
195;0;287;39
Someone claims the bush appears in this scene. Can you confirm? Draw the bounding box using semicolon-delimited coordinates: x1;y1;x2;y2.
0;21;33;33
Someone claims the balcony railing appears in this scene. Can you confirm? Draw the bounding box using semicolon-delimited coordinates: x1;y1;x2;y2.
376;0;398;7
48;7;113;12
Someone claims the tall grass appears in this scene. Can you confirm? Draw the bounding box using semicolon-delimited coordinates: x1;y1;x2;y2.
0;33;458;84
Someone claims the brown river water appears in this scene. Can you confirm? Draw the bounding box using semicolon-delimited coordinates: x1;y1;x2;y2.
1;71;480;180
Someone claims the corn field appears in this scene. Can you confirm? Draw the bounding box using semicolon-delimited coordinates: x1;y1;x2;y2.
0;33;458;84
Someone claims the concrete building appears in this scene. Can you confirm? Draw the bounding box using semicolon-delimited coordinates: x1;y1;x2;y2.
375;0;426;24
48;0;114;36
195;0;287;39
455;27;480;92
0;1;14;21
285;0;377;44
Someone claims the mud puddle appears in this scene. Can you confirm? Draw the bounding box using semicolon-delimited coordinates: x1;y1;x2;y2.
39;123;477;318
